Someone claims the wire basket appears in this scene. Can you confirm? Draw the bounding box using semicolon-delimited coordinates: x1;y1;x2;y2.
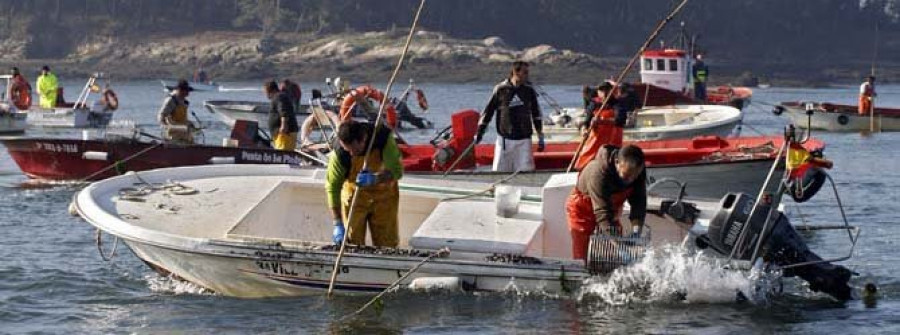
586;227;652;275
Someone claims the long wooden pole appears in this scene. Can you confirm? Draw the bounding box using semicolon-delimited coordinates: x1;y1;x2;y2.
566;0;691;172
326;0;427;297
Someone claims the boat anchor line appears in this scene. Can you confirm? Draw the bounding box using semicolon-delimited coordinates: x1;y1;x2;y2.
95;228;119;262
343;247;450;320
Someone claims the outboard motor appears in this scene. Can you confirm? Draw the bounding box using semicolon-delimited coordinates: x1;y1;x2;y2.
432;109;479;171
702;193;853;300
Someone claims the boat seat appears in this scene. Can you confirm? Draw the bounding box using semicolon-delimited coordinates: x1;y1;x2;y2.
409;200;544;256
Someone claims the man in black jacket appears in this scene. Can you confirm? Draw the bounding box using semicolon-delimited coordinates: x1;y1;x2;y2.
264;80;299;151
474;61;545;172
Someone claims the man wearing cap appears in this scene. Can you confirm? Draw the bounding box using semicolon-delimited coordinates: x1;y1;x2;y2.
157;79;195;144
36;65;58;109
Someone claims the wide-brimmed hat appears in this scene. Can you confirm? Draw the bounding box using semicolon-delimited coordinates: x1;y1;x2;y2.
175;79;194;92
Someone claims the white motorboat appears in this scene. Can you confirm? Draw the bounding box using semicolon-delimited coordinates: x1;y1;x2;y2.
161;80;220;92
204;100;311;126
75;164;856;300
543;104;743;142
27;73;116;128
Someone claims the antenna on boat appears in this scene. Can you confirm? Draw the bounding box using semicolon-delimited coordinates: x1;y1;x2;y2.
326;0;427;297
566;0;691;172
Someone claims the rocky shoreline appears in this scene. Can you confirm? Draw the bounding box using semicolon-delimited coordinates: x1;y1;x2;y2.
0;30;890;87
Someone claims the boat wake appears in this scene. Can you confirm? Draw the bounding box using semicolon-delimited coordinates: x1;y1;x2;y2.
145;274;216;296
218;86;261;92
578;245;779;306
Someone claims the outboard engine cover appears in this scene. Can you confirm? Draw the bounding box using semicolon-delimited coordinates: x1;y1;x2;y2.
705;193;854;300
432;109;479;171
706;193;773;259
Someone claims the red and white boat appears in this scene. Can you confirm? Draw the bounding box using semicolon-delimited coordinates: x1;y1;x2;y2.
635;49;752;110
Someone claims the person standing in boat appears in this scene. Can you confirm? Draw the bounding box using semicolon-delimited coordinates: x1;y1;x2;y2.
474;61;545;172
35;65;58;109
8;67;32;110
614;82;641;128
264;80;300;151
157;79;195;144
859;76;877;115
326;120;403;248
279;79;302;113
692;54;708;102
566;144;647;261
573;82;623;170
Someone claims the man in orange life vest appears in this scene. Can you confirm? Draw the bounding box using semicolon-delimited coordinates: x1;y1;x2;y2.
566;144;647;260
8;67;32;109
574;82;624;170
859;76;876;115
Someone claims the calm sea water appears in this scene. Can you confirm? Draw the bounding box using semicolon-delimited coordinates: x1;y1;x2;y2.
0;79;898;334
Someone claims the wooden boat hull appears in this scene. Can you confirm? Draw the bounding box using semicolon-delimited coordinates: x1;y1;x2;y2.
0;137;313;181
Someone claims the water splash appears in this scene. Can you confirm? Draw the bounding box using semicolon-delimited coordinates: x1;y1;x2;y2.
579;245;777;305
145;274;216;296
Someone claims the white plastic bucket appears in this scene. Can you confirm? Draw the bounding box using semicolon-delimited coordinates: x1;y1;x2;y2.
494;185;521;218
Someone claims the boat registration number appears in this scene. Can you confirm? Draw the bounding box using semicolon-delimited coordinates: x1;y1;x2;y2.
35;142;79;153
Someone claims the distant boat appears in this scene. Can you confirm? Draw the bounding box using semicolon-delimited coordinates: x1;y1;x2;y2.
204;100;311;126
775;101;900;132
634;48;753;110
757;83;771;89
160;80;220;92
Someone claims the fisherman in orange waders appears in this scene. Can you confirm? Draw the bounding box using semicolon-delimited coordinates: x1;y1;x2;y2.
325;120;403;247
566;144;647;261
574;82;622;170
859;76;876;115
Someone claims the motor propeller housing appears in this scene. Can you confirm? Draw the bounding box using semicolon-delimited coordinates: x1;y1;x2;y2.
703;192;854;300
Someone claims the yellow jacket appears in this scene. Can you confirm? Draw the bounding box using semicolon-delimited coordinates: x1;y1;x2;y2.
36;72;58;108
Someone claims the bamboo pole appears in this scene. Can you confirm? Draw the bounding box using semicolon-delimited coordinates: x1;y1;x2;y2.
326;0;427;297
